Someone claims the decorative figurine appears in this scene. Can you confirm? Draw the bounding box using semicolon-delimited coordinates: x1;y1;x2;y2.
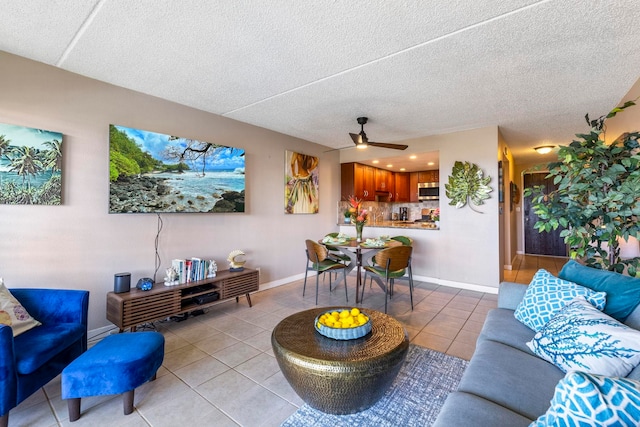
227;249;246;271
207;260;218;278
164;266;179;286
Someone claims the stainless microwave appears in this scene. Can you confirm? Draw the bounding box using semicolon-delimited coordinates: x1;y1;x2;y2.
418;182;439;201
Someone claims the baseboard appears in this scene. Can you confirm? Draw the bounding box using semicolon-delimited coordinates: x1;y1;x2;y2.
258;273;307;291
412;274;499;294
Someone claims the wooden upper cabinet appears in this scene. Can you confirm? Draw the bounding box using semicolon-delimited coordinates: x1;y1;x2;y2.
418;170;439;183
361;164;376;200
375;169;390;192
386;171;395;200
341;162;375;201
409;172;419;202
395;172;410;202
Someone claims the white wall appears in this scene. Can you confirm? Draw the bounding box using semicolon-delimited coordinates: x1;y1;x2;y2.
0;51;341;330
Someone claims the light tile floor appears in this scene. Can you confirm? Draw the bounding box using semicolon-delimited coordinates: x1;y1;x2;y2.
8;254;564;427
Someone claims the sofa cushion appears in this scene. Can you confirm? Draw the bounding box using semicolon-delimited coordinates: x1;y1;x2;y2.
531;371;640;427
477;308;536;354
456;339;564;420
0;278;41;336
514;269;606;332
433;391;533;427
527;298;640;377
13;323;85;375
559;259;640;322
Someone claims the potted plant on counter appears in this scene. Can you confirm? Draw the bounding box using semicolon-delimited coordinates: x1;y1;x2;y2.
344;209;351;224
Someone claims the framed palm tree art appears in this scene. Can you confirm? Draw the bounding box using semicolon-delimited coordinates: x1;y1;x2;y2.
0;122;63;205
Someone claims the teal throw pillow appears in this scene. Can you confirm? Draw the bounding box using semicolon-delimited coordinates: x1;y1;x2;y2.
514;269;606;332
527;297;640;377
530;371;640;427
559;259;640;322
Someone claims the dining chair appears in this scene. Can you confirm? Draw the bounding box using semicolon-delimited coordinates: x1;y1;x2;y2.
323;232;351;282
303;239;348;305
324;233;352;264
390;236;414;246
366;235;413;290
362;245;413;314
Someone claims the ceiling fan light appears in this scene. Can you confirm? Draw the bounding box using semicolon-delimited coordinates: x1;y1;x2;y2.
534;145;554;154
356;142;368;149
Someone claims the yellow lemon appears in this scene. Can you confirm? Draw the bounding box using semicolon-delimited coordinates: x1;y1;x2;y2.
350;307;360;316
339;310;350;319
331;311;340;319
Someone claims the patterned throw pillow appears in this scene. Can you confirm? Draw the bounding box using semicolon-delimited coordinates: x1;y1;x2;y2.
531;371;640;427
0;278;41;336
514;269;607;332
527;298;640;377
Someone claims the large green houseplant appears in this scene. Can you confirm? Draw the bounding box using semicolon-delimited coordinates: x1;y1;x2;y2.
525;100;640;276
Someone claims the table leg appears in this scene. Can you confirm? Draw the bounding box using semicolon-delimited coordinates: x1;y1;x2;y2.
355;251;362;304
358;248;383;303
328;248;358;299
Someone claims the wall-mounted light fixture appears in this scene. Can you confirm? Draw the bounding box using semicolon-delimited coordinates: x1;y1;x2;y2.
534;145;554;154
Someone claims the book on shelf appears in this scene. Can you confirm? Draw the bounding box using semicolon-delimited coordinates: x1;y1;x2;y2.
171;257;211;284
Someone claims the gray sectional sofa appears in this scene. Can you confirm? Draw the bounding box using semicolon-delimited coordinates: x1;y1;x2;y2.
433;262;640;426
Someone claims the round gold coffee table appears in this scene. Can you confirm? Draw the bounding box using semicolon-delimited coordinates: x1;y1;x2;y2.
271;307;409;414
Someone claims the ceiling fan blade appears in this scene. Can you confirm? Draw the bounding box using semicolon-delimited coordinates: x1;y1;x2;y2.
349;132;364;145
367;141;408;150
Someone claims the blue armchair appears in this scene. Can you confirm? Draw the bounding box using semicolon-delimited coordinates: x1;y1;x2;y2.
0;288;89;427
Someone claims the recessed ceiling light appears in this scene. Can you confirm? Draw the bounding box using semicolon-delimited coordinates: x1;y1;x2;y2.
410;155;417;159
427;162;434;166
386;164;393;168
372;160;379;164
400;168;406;171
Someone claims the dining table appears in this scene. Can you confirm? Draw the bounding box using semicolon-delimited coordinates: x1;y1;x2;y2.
320;236;401;303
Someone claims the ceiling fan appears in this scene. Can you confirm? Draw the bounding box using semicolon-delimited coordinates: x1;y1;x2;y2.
349;117;408;150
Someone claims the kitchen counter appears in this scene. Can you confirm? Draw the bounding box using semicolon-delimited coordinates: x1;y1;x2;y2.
338;220;438;230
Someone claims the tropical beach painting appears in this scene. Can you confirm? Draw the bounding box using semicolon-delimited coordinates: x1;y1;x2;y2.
0;123;63;205
109;125;245;213
285;150;318;214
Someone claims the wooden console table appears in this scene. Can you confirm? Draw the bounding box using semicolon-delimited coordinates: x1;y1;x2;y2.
106;268;259;331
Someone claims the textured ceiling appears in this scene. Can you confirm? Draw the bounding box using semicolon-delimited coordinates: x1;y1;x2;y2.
2;0;640;166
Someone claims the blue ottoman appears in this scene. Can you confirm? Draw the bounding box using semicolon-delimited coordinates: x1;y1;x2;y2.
62;332;164;421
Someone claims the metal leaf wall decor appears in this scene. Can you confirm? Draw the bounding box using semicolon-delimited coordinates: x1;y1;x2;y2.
444;161;492;212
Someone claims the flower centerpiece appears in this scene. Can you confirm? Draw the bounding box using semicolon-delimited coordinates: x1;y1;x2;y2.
347;195;369;242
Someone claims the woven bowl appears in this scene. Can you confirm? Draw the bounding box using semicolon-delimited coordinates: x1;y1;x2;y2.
314;310;372;340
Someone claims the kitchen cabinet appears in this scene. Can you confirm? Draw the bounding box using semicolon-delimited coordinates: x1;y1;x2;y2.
385;170;395;198
395;172;410;202
362;164;376;200
375;169;390;192
341;162;376;201
418;170;439;183
375;169;395;200
409;172;419;202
